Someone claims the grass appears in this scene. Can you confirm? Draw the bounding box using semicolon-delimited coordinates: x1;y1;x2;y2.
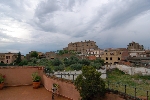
106;68;150;98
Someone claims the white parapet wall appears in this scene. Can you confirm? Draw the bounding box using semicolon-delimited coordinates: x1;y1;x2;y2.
115;64;150;75
54;67;107;80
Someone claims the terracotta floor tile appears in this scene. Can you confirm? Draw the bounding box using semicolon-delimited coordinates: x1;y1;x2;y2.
0;85;69;100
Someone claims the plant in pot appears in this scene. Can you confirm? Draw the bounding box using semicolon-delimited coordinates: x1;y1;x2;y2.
0;73;5;90
32;72;41;89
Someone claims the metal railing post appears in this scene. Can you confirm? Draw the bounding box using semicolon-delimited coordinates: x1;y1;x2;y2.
147;91;149;100
135;88;136;99
125;85;126;94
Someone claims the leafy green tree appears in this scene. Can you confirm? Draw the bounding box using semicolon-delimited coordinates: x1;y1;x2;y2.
53;65;65;71
74;66;105;100
52;58;62;66
58;50;64;55
19;59;28;66
44;66;53;73
15;52;22;64
90;62;102;69
31;51;38;58
63;56;79;66
94;59;105;66
79;59;91;66
70;63;82;71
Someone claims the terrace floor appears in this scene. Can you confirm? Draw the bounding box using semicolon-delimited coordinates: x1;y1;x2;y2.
0;85;69;100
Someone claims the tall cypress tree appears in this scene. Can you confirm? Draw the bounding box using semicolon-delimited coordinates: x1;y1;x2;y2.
16;52;22;64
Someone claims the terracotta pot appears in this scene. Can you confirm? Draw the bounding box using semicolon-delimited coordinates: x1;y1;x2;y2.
33;81;40;89
0;82;4;90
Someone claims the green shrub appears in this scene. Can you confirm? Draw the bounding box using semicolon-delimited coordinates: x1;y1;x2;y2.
70;63;82;71
54;65;65;71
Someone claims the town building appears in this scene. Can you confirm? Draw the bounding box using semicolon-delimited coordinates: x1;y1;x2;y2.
63;40;98;54
0;52;24;64
101;48;127;64
45;51;56;59
127;41;144;51
86;48;104;58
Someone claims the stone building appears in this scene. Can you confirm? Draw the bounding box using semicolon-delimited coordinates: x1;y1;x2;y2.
0;52;24;64
101;48;127;64
63;40;98;54
127;41;144;51
86;48;103;58
45;51;56;59
0;53;5;63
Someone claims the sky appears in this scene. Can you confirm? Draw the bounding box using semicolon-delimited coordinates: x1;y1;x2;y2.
0;0;150;55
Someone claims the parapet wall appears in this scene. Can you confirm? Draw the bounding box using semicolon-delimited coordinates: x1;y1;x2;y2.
43;75;80;100
0;66;43;86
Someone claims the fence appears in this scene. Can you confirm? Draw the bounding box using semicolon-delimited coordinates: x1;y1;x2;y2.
44;67;106;80
106;81;149;100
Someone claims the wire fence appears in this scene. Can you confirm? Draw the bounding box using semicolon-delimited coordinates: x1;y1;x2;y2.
106;81;149;100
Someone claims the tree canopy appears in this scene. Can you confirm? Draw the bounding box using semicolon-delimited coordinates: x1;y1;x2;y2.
30;51;38;58
15;52;22;64
74;66;105;100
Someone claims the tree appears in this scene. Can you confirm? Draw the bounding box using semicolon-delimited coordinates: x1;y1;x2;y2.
63;56;79;66
15;52;22;64
52;58;62;66
70;63;82;71
18;59;28;66
94;59;105;66
53;65;65;71
79;59;90;66
31;51;38;58
74;66;105;100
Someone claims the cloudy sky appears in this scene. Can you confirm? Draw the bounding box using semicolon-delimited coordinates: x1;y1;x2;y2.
0;0;150;55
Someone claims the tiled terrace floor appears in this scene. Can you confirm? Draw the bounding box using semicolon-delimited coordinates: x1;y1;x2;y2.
0;85;69;100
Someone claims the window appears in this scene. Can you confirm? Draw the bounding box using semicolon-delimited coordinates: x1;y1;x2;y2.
106;57;108;60
110;52;114;55
118;57;120;60
110;57;112;60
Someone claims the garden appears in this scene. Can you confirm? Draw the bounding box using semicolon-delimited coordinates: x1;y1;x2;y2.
106;68;150;98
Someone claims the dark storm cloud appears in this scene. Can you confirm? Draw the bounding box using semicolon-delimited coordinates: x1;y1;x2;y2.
99;0;150;31
35;0;60;17
1;0;150;54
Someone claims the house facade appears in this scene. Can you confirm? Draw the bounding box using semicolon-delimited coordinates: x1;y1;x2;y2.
101;48;126;64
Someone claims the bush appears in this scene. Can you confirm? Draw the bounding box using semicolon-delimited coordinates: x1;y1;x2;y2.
90;62;102;69
44;66;53;73
64;56;79;66
54;65;65;71
79;59;90;66
70;63;82;71
52;58;62;66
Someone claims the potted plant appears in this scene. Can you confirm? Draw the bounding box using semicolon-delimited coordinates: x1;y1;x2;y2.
52;83;59;93
32;72;41;89
0;73;5;90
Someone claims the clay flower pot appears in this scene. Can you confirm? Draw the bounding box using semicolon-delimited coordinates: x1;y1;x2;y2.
0;82;4;90
33;81;40;89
